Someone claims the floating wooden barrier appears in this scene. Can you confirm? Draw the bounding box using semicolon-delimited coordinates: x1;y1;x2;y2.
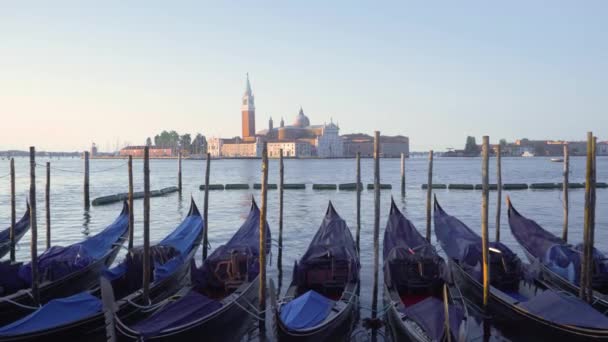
92;186;179;206
224;183;250;190
448;184;474;190
312;184;337;190
568;183;585;189
503;183;528;190
339;182;363;190
254;183;277;189
530;183;561;190
421;184;447;189
283;183;306;190
474;184;498;190
367;184;392;190
199;184;224;190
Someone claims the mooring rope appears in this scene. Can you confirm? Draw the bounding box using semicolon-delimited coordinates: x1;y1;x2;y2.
36;161;128;174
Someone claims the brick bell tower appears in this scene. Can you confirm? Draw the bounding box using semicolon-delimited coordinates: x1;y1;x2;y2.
241;73;256;140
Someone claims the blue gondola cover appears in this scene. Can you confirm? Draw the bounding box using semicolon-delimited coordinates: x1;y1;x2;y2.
280;290;333;330
402;297;464;341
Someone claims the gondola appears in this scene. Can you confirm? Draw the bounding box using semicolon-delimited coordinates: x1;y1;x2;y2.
434;197;608;341
383;199;467;341
0;204;30;259
508;198;608;313
0;202;130;326
112;198;271;341
0;199;203;341
274;202;359;342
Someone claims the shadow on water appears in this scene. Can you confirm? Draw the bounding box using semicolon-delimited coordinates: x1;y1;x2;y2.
177;192;184;217
81;209;91;235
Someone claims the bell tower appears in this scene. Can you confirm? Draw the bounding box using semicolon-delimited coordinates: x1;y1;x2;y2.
241;73;256;140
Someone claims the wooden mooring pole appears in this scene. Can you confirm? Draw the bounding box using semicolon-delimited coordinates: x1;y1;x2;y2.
142;146;151;304
84;151;90;209
46;162;51;250
495;144;502;242
356;152;361;254
278;149;284;270
128;155;134;250
177;151;182;193
259;142;269;334
29;147;40;305
400;152;406;196
372;131;381;321
562;145;569;242
202;153;210;261
426;150;433;242
9;158;16;262
481;136;490;308
580;132;593;301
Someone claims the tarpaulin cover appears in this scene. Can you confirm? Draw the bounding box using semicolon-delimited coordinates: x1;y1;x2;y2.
131;289;222;337
194;199;270;290
0;205;30;256
295;202;359;285
0;203;128;295
0;292;101;335
280;290;334;330
519;290;608;329
402;297;464;341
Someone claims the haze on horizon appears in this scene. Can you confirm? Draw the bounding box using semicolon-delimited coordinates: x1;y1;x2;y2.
1;1;606;152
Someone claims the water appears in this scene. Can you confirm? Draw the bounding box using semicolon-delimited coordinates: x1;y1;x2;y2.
0;156;606;340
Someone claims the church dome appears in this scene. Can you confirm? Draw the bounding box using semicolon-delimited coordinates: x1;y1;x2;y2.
293;107;310;127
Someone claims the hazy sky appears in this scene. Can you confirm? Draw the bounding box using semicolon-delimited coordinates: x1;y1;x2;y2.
1;1;607;152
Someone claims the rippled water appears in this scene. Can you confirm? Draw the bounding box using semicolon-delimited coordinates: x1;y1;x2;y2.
0;156;606;341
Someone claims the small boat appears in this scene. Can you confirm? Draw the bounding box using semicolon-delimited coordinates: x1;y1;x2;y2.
0;199;203;341
550;158;564;163
434;197;608;340
0;205;30;259
112;198;270;341
508;199;608;313
522;151;535;157
383;199;467;341
0;202;130;326
274;202;360;341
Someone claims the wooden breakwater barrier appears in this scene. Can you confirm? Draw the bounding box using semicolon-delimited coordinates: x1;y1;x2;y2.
92;186;178;206
312;184;337;190
254;183;277;189
420;182;607;191
224;184;250;190
339;182;363;190
367;183;392;190
200;184;225;190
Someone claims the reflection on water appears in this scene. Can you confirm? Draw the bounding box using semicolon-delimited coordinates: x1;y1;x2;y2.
1;156;607;341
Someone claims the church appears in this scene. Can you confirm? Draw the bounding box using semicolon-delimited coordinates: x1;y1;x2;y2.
208;75;343;158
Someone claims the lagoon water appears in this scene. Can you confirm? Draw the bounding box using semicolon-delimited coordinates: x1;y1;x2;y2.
0;156;607;341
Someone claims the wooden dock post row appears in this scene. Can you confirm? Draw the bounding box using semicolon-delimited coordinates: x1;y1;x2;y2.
142;146;151;304
372;131;381;321
29;147;40;305
203;153;211;261
259;142;269;334
46;162;51;250
128;156;134;250
9;158;16;262
84;151;90;209
481;136;490;308
426;150;433;242
495;144;502;242
562;145;569;242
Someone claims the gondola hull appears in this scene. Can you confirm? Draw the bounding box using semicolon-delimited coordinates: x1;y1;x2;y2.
449;259;608;341
275;282;358;342
117;276;260;342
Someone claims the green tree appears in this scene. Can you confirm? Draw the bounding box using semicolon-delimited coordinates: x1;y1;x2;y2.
180;134;192;152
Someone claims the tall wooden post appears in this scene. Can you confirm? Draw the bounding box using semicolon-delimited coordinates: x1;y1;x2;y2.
443;284;451;342
259;143;269;334
426;150;434;242
372;131;381;320
202;153;210;260
400;152;406;196
177;152;182;193
29;147;40;305
481;136;490;308
562;145;569;242
580;132;593;301
84;151;90;209
278;149;284;269
142;146;151;304
495;145;502;242
356;152;361;254
9;158;16;262
45;162;51;250
585;137;597;302
127;155;134;250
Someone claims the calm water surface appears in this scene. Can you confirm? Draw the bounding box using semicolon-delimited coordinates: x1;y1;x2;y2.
0;156;607;341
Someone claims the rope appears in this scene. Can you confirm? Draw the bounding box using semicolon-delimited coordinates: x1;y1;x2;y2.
233;298;265;321
0;296;41;310
36;161;128;174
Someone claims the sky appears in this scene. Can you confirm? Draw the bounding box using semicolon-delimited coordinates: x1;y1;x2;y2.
1;1;607;152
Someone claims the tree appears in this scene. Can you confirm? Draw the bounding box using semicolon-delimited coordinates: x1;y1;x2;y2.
464;136;479;156
192;133;207;154
180;134;192;153
146;137;152;146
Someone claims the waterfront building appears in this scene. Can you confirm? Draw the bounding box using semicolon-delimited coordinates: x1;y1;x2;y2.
119;146;173;157
342;134;409;157
207;137;263;158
